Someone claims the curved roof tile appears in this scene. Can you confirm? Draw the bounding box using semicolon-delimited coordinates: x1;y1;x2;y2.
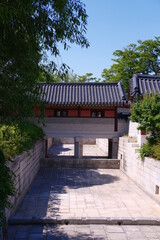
38;82;127;106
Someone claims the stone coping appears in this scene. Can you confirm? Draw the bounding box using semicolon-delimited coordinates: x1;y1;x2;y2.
40;158;120;169
43;157;120;161
8;216;160;226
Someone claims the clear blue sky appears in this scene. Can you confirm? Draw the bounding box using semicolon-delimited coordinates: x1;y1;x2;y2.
56;0;160;79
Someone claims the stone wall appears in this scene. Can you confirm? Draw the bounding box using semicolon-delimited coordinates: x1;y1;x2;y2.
41;157;120;169
53;138;96;145
5;140;43;220
128;121;147;146
118;137;160;204
39;117;118;138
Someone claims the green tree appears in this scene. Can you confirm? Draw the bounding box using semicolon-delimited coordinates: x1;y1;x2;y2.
37;71;100;83
130;93;160;140
102;37;160;92
76;73;100;83
130;93;160;159
0;0;89;119
0;150;15;239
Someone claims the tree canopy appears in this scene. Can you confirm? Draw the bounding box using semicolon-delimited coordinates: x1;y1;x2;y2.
130;93;160;140
130;93;160;159
38;70;100;83
0;0;89;119
102;37;160;92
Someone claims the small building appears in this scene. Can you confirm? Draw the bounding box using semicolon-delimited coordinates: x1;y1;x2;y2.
34;82;130;159
129;73;160;99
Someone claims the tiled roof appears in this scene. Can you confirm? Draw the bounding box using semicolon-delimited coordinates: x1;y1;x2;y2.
130;74;160;97
38;82;127;106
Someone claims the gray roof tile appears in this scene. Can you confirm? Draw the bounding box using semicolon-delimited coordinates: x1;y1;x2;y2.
38;82;127;106
130;74;160;97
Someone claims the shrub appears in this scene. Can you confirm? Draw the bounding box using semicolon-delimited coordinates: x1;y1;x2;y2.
130;93;160;138
139;142;152;159
0;121;44;159
131;93;160;160
152;142;160;160
0;150;15;229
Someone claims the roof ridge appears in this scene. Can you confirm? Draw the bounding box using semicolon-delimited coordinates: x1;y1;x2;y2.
38;82;120;85
135;73;160;79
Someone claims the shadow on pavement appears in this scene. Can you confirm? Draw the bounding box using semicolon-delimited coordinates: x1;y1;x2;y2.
14;168;120;219
8;224;105;239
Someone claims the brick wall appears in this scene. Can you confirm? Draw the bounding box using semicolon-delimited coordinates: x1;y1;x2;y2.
118;137;160;204
5;140;43;220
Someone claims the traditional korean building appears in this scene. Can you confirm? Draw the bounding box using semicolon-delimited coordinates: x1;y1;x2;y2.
129;73;160;99
34;81;130;159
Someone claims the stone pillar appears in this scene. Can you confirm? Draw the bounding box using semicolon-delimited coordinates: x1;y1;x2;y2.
112;137;119;159
74;137;83;159
41;138;47;158
47;137;53;150
45;137;48;158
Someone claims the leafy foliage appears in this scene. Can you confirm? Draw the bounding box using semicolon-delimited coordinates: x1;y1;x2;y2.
131;93;160;159
38;70;101;83
139;142;151;159
152;142;160;160
0;0;89;119
102;37;160;91
139;141;160;160
130;93;160;139
0;150;15;227
0;121;44;159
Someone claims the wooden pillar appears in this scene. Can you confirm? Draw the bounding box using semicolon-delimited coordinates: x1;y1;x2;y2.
114;108;118;132
108;139;112;159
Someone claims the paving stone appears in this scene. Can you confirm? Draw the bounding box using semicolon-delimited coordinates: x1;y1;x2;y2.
29;233;44;240
108;232;128;240
8;224;160;240
31;225;44;233
8;165;160;239
105;225;124;233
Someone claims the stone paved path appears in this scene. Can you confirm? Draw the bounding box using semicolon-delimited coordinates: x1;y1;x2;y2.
8;224;160;239
14;168;160;219
48;144;107;157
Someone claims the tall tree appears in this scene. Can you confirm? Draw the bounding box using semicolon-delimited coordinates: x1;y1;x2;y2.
37;71;100;83
102;37;160;92
0;0;89;119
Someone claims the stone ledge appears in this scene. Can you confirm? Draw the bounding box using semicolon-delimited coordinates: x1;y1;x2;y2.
40;158;120;169
8;216;160;226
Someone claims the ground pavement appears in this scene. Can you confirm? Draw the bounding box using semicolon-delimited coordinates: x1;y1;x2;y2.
8;224;160;239
8;144;160;239
8;168;160;239
48;144;107;157
12;168;160;219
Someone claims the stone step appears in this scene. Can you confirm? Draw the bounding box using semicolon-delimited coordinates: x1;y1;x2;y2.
131;143;139;148
40;157;120;169
128;138;137;143
8;216;160;226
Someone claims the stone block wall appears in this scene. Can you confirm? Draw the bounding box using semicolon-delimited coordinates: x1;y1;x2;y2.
53;138;96;145
5;140;43;220
128;121;148;146
118;137;160;204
